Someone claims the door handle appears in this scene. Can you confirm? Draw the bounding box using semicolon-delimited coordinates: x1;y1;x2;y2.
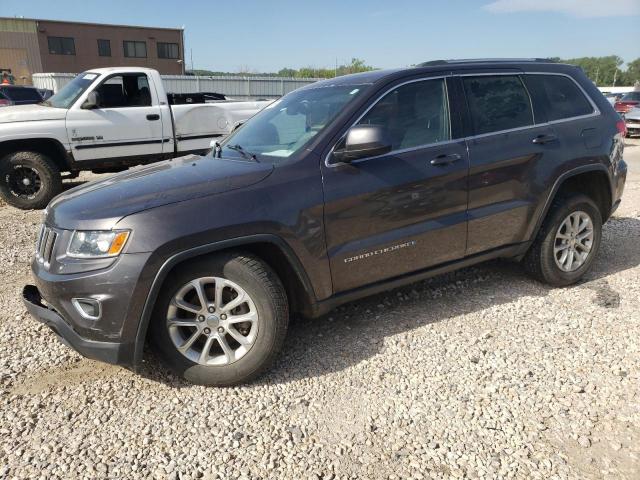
146;114;160;121
430;153;462;166
532;134;558;144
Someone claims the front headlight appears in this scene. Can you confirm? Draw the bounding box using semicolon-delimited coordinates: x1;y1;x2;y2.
67;230;130;258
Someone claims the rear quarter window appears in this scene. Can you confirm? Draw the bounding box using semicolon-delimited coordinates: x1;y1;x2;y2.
525;74;594;121
462;75;534;136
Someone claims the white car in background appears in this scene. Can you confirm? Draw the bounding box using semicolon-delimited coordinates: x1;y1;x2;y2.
0;67;271;209
624;106;640;137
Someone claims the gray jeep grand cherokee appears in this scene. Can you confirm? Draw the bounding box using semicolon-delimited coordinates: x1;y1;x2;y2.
23;59;627;386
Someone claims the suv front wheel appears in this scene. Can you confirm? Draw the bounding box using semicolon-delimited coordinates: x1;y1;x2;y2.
524;194;602;286
150;252;289;386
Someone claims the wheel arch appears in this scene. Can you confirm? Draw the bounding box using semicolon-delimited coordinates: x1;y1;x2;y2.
0;138;72;172
530;164;613;246
133;234;316;367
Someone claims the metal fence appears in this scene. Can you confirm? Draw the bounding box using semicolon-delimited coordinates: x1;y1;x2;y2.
32;73;322;100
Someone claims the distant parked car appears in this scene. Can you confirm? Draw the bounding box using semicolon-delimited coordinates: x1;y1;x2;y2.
604;92;625;105
614;91;640;114
0;85;45;106
624;106;640;137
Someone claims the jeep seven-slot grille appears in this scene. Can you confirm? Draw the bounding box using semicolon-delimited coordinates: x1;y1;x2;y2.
35;225;58;265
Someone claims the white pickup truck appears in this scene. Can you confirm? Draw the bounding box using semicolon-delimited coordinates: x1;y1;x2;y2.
0;67;271;209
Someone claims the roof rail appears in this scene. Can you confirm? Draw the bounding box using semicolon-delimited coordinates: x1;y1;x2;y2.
417;58;557;67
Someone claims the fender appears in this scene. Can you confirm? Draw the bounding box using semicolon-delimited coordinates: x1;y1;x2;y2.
0;136;73;169
527;163;612;247
132;233;316;367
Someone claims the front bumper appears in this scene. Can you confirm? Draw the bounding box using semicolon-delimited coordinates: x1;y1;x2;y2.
25;251;153;368
23;285;125;364
626;120;640;133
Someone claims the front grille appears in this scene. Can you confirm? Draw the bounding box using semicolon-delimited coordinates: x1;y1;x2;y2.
35;225;58;266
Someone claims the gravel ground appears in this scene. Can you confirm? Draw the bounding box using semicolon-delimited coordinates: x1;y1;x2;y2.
1;140;639;480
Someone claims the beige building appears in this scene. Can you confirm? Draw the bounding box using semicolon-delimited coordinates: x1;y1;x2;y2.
0;17;184;84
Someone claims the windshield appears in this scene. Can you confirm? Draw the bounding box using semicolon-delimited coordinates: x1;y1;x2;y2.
46;72;99;108
220;84;369;161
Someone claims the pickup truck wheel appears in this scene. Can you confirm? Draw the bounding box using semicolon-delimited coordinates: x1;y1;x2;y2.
150;252;289;386
0;151;62;210
523;194;602;286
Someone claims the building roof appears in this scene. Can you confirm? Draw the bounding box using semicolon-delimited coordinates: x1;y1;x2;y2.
0;16;183;31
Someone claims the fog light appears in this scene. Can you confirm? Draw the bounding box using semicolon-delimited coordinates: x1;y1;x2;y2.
72;298;102;320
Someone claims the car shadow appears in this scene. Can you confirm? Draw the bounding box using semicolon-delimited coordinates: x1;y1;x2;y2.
137;215;640;388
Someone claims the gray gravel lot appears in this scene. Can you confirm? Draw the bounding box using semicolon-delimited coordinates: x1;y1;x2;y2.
1;140;639;479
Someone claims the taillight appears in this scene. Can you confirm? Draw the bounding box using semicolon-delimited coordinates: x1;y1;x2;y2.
617;119;627;137
615;101;639;113
0;99;11;107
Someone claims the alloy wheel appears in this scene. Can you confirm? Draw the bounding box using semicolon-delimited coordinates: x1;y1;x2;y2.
7;165;42;199
166;277;259;366
553;211;594;272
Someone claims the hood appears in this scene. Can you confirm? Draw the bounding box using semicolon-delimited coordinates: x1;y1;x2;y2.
47;154;274;230
625;107;640;120
0;104;67;124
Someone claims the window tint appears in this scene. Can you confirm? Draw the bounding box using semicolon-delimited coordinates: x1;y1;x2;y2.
357;79;450;150
123;41;147;58
97;39;111;57
95;74;151;108
463;75;533;135
158;42;180;59
621;92;640;102
526;74;593;121
48;37;75;55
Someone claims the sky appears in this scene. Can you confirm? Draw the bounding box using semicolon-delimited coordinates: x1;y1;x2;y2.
1;0;639;72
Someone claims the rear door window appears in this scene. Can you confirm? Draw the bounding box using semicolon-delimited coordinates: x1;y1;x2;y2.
525;74;594;121
462;75;533;135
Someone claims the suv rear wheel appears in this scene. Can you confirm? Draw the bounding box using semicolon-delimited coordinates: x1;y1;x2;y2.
150;252;289;386
524;194;602;286
0;151;62;210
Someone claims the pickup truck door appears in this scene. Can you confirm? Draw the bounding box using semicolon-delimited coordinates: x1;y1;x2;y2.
321;77;469;294
66;72;168;163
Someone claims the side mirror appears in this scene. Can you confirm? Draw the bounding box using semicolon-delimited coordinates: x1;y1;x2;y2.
81;91;101;109
332;125;392;163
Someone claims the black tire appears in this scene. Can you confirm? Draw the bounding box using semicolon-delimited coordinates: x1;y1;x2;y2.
150;252;289;386
523;194;602;286
0;151;62;210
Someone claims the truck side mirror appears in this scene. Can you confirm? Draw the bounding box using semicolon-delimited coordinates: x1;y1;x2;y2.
82;91;101;110
332;125;392;163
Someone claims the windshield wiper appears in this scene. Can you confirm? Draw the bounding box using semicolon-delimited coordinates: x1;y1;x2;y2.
226;144;259;162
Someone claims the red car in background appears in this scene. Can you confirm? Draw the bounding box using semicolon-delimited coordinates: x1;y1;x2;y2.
614;91;640;114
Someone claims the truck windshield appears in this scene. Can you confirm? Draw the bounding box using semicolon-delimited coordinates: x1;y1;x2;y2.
221;84;370;161
45;72;99;109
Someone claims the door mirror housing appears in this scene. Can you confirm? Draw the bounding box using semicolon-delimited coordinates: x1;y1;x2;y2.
81;90;101;110
332;125;392;163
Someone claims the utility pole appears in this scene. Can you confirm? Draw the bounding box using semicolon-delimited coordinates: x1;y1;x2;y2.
595;66;600;86
613;68;618;87
190;49;194;72
335;58;338;78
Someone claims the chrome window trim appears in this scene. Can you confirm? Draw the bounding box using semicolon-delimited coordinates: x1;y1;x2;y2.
325;71;601;167
325;76;453;167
